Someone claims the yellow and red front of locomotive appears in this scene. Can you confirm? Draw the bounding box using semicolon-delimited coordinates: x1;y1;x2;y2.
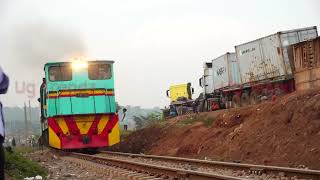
48;114;120;149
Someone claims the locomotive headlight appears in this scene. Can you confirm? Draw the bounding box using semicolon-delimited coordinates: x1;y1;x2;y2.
72;60;88;70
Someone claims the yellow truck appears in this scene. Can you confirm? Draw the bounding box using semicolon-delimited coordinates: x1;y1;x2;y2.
163;83;196;118
166;83;193;102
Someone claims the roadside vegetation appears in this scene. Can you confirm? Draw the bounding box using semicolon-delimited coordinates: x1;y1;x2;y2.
5;147;47;180
178;115;216;127
201;116;216;127
133;112;216;129
133;112;163;129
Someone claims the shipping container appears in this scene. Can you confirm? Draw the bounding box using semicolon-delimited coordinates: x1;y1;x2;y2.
292;37;320;90
212;52;241;90
235;26;318;84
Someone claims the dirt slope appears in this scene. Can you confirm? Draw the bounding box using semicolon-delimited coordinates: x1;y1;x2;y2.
110;89;320;170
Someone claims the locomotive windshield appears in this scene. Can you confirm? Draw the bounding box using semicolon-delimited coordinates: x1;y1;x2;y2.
88;63;112;80
48;65;72;81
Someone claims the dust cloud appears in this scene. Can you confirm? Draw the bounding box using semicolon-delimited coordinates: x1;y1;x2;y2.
8;22;86;66
2;21;87;106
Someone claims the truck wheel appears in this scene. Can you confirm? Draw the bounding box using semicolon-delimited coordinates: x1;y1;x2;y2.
250;92;259;105
232;95;241;108
241;93;250;107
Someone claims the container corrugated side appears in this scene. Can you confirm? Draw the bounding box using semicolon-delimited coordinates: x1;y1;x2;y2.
235;34;285;84
212;52;241;90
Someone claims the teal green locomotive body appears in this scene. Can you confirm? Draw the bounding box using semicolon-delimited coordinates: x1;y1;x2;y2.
39;60;120;149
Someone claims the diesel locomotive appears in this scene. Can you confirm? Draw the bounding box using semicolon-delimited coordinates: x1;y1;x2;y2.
39;60;120;150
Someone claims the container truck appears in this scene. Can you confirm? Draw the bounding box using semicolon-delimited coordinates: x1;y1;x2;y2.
199;26;318;110
200;52;242;110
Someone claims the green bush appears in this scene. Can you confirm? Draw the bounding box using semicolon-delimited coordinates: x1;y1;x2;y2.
5;149;47;180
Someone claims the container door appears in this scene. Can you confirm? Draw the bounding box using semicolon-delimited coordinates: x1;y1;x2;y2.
227;53;241;86
260;35;286;76
212;54;229;89
280;28;318;75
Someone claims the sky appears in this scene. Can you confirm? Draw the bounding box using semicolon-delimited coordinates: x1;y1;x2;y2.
0;0;319;108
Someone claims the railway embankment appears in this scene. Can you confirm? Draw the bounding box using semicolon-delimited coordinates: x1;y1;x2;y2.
110;89;320;170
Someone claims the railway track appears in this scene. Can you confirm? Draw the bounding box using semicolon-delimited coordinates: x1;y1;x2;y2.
69;152;247;180
96;151;320;180
63;150;320;179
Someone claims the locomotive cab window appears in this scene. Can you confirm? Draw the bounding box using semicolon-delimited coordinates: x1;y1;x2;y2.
88;63;112;80
49;65;72;81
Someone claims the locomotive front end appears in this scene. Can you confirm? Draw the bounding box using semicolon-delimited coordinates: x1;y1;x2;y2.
39;60;120;150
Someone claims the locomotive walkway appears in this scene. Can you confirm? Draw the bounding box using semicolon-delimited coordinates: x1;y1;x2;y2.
66;151;320;179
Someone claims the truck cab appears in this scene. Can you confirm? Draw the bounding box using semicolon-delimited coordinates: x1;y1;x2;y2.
199;62;213;98
166;83;194;102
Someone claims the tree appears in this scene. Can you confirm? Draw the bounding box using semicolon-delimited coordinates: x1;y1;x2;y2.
133;116;146;130
133;112;161;130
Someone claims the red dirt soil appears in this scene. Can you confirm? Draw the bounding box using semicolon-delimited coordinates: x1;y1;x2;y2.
110;89;320;170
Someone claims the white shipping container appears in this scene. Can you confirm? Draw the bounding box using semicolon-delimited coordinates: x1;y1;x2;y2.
212;52;241;90
235;26;318;84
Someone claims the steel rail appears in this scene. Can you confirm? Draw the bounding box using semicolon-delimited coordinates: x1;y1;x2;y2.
71;152;247;180
101;151;320;179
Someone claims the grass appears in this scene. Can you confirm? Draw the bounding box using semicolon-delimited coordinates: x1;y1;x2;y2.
201;116;216;127
154;120;168;127
146;118;167;128
177;115;216;127
14;146;37;154
5;148;47;180
180;116;197;125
